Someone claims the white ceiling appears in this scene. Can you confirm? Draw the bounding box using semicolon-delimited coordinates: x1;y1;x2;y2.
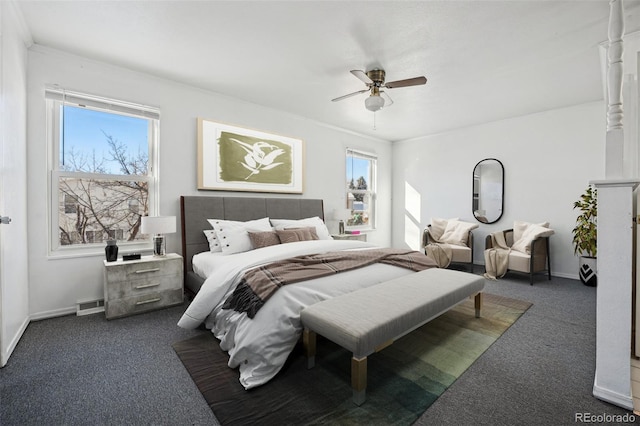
15;0;640;141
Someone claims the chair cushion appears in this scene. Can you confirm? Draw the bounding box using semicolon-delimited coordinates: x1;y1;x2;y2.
508;250;548;273
450;245;472;263
508;250;532;272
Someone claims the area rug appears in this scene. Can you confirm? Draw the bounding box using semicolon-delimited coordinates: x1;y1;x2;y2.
173;293;531;426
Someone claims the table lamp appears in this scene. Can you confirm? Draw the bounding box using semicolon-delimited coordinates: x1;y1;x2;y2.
141;215;176;256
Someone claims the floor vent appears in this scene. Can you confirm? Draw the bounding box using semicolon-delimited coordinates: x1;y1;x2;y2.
76;299;105;316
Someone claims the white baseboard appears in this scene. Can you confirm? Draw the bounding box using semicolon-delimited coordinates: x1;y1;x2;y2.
30;306;76;321
1;315;29;368
553;271;579;280
472;262;579;281
593;384;633;410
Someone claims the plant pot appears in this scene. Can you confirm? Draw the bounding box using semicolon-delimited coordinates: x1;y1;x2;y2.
579;256;597;287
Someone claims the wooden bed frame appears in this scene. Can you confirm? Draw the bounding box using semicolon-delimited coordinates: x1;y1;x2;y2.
180;195;325;295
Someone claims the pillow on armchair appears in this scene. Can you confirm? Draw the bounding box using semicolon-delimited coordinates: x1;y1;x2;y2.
429;217;459;242
513;220;549;244
511;221;554;254
439;220;479;246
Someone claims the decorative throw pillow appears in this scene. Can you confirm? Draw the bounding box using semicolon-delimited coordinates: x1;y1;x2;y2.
513;221;549;244
203;229;222;252
248;231;281;249
271;217;332;240
439;220;479;246
429;217;459;242
207;217;273;255
276;227;319;244
512;224;555;254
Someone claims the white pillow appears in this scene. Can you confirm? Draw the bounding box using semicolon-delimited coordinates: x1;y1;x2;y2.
203;229;222;253
429;217;459;242
270;216;332;240
512;224;555;254
207;217;273;255
513;221;549;243
439;220;479;246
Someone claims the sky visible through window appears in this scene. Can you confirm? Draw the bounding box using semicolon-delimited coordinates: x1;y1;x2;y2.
347;157;370;184
61;105;148;174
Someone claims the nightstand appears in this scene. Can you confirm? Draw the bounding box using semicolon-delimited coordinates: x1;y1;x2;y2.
332;233;367;242
103;253;183;319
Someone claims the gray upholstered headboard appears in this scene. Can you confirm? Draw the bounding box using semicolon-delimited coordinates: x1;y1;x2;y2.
180;195;324;293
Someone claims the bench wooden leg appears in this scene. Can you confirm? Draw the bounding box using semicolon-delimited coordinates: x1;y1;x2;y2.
303;328;316;369
475;292;483;318
351;356;367;406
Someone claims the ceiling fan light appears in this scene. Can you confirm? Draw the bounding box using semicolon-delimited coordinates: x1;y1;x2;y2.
365;94;385;112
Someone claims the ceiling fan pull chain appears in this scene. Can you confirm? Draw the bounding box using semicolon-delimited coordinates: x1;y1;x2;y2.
373;111;377;130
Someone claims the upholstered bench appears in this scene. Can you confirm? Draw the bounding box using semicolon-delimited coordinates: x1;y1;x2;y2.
300;268;485;405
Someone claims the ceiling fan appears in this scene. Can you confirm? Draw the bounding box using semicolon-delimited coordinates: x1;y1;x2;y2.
332;69;427;112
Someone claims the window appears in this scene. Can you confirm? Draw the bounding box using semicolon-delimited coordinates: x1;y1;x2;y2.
46;89;159;254
345;148;377;230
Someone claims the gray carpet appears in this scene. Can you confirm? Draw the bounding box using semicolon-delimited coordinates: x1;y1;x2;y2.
0;272;637;425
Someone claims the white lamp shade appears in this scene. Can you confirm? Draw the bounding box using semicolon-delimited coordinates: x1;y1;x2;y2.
365;94;385;111
141;216;176;235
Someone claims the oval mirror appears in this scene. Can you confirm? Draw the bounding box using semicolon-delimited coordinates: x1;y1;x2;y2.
472;158;504;224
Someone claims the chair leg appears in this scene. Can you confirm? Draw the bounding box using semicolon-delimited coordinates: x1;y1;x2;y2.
529;252;535;286
546;239;551;281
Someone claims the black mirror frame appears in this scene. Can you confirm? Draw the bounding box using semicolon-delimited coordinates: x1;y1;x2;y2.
472;158;504;224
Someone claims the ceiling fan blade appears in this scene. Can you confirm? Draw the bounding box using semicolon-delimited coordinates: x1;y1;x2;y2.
331;89;369;102
380;91;394;107
351;70;373;85
384;76;427;89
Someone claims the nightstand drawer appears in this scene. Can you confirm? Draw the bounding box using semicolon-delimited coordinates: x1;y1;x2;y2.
105;288;183;319
105;273;182;300
104;257;182;283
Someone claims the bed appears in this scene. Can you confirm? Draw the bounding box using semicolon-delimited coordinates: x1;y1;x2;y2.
179;195;327;295
177;195;436;389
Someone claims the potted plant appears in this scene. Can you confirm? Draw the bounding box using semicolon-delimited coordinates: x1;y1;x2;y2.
572;185;597;286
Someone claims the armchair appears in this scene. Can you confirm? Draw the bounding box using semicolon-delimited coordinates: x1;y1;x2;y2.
423;220;476;273
485;226;552;285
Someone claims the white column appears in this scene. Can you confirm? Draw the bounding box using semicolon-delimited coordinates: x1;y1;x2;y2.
592;179;638;410
606;0;625;179
622;74;637;178
592;0;640;410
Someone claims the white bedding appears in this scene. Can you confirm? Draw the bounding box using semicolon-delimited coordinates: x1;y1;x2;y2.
177;239;416;389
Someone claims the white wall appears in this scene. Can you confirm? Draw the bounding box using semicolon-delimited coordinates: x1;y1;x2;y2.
26;46;393;318
0;0;30;365
391;101;605;279
24;43;606;316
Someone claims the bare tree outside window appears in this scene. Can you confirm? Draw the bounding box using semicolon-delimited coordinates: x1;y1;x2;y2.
55;103;153;247
64;194;78;214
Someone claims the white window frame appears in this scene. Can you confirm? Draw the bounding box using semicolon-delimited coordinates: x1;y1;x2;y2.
345;148;377;231
46;88;160;258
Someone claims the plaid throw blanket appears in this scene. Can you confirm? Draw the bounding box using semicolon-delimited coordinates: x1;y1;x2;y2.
222;248;437;318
